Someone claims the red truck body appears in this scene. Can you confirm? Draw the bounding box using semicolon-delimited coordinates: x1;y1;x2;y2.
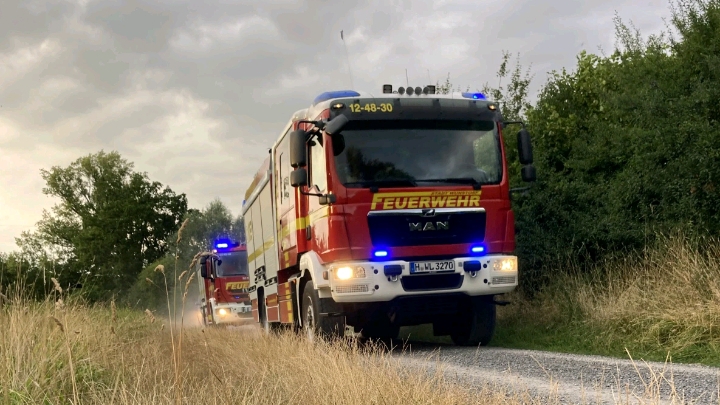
241;86;535;345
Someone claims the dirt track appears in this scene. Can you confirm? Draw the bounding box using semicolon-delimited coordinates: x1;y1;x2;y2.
393;342;720;405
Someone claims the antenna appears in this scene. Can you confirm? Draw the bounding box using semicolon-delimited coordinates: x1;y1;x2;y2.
427;69;432;84
405;69;409;87
340;30;355;89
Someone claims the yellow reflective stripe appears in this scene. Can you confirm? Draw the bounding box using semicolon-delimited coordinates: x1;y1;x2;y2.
286;300;294;323
251;206;331;261
247;238;275;262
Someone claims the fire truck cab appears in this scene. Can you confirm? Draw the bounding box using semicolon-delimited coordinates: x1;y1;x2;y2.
196;239;253;326
242;85;535;345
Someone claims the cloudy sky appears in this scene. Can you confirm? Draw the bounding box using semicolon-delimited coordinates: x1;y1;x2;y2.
0;0;673;252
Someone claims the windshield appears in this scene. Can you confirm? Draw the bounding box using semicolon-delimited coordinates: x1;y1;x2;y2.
215;251;249;277
332;120;502;188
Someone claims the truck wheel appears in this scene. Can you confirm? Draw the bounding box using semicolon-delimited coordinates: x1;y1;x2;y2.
301;280;344;341
450;296;496;346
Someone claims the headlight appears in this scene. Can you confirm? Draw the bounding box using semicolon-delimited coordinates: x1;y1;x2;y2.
218;308;228;316
493;258;517;272
334;266;366;280
336;266;354;280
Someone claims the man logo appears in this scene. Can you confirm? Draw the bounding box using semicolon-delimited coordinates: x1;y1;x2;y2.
409;221;449;231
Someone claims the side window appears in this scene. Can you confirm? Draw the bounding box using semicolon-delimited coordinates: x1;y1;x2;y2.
309;138;327;191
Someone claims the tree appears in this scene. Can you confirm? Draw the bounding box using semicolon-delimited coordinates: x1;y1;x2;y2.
18;150;188;301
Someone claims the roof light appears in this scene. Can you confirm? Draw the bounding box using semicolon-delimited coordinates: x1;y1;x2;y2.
425;85;436;94
462;92;486;100
216;243;228;248
374;250;388;258
313;90;361;105
398;87;405;95
382;84;392;94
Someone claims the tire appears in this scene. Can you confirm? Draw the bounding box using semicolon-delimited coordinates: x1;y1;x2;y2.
450;296;496;346
258;289;271;334
301;280;344;341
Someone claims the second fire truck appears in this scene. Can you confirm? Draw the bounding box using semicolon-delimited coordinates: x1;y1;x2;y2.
196;239;253;326
241;85;535;345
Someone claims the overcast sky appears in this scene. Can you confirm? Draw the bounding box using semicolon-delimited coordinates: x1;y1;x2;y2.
0;0;673;253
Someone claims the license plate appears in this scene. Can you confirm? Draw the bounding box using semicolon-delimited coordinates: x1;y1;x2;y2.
410;260;455;273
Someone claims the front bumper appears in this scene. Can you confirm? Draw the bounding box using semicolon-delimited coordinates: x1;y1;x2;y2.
213;302;254;324
326;254;518;303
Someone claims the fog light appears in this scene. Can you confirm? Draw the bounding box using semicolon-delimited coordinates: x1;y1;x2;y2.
494;258;517;272
336;266;354;280
218;308;228;316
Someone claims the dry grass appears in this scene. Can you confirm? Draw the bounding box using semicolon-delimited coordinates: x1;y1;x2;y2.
0;288;538;405
3;231;718;404
498;233;720;364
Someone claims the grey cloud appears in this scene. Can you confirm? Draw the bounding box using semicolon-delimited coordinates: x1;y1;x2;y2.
0;1;74;50
85;0;177;53
0;0;673;252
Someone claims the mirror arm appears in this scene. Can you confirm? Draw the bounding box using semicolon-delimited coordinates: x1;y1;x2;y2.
295;119;326;138
300;190;324;198
510;186;531;193
503;120;526;129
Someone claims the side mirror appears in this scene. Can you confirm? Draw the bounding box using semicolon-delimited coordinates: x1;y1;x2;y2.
290;129;307;168
517;128;533;165
331;134;345;156
325;115;349;136
290;168;308;187
521;165;536;182
200;258;208;278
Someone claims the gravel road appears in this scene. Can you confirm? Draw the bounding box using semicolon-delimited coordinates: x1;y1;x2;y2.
391;342;720;404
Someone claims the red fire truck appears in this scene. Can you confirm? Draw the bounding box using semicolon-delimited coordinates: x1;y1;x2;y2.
241;85;535;345
196;239;253;326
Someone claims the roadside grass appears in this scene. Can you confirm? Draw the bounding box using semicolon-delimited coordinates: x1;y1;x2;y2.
2;289;715;405
404;233;720;367
1;283;529;404
3;227;717;404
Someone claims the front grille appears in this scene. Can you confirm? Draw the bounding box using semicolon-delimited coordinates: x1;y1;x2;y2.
492;276;516;284
367;208;486;247
336;284;369;294
401;273;463;291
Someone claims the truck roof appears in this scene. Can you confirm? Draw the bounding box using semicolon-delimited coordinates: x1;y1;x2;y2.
303;90;496;121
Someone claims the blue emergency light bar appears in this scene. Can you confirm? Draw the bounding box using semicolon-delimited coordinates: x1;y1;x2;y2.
214;238;239;250
461;92;486;100
313;90;360;105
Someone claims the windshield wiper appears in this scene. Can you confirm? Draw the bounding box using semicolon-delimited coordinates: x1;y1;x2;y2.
416;177;482;189
344;179;417;188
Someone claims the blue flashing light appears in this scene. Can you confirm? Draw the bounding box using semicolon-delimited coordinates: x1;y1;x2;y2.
374;250;388;258
313;90;361;105
216;243;229;249
470;245;486;254
461;92;486;100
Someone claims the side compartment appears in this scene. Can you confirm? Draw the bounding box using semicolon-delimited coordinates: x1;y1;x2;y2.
258;182;280;322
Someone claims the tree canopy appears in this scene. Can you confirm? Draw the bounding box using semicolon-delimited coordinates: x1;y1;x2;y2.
461;0;720;288
14;151;188;301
